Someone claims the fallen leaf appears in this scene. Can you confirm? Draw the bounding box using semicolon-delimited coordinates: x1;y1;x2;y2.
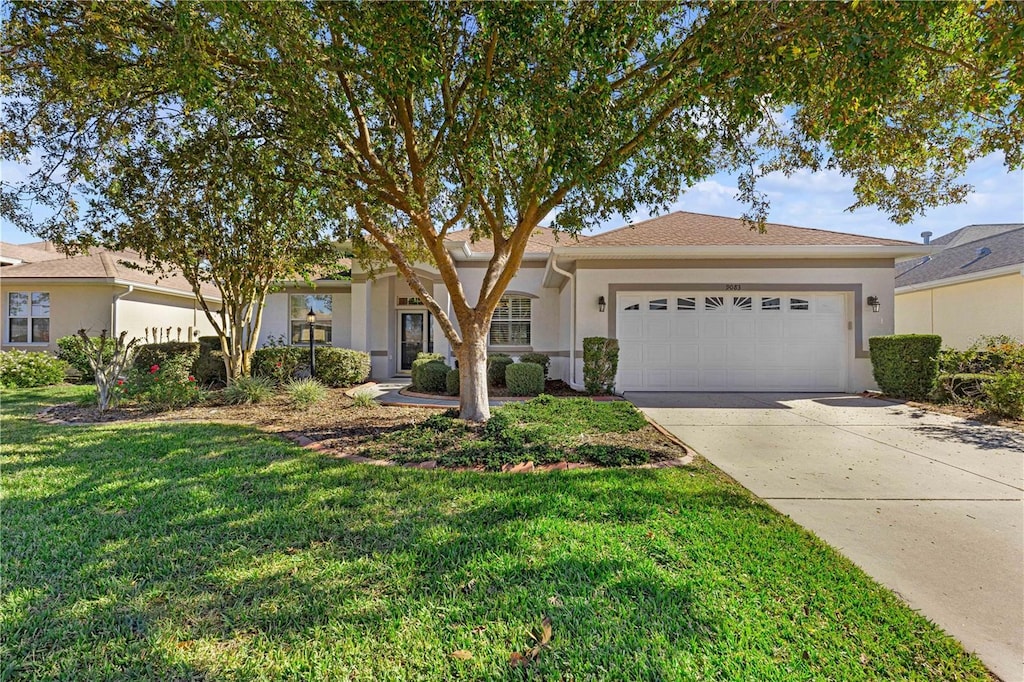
509;652;527;667
860;653;869;665
450;649;473;661
547;595;563;607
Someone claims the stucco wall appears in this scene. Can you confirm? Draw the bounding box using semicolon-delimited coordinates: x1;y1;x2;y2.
895;273;1024;348
117;289;218;344
0;282;217;353
258;288;353;350
571;260;897;392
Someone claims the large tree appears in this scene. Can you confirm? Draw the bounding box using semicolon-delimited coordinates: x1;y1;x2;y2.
3;2;1020;419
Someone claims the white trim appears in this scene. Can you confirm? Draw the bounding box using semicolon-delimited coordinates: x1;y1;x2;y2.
895;264;1023;293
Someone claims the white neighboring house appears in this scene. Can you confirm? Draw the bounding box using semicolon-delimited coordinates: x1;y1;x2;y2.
895;224;1024;349
0;241;221;352
258;211;929;392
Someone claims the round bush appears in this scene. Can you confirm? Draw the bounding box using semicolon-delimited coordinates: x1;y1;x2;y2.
518;352;550;378
313;347;371;387
445;367;460;396
487;355;514;387
56;334;114;381
418;361;450;394
868;334;941;400
506;361;544;396
132;342;201;382
0;350;68;388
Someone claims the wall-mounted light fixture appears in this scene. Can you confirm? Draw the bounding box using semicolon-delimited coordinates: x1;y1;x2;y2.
866;296;880;313
598;295;606;312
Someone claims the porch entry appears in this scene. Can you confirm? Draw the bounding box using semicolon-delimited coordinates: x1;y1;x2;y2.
398;310;434;373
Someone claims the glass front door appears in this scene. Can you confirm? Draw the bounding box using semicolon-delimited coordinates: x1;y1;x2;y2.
399;312;426;372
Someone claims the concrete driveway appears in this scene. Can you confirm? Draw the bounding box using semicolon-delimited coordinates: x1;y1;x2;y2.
628;392;1024;682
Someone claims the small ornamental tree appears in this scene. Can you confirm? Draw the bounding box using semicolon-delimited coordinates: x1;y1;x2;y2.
77;329;139;411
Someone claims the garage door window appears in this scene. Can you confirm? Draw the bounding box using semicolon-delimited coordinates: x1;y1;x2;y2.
705;296;725;311
789;297;810;311
649;298;668;311
676;297;696;311
761;297;781;311
733;296;752;311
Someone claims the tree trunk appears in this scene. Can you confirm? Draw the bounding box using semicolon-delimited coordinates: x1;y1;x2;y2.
457;328;490;422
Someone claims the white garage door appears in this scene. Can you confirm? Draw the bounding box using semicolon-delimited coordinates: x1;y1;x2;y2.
616;292;848;391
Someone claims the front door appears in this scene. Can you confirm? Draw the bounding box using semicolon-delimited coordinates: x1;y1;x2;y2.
399;311;428;373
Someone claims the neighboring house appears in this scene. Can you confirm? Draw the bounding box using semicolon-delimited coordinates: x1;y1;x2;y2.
0;242;221;353
258;211;928;392
895;223;1024;348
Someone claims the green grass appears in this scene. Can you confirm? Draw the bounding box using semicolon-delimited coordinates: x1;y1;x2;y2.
361;396;655;468
1;386;989;680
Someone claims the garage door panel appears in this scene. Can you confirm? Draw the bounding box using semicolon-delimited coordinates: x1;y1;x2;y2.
616;290;847;392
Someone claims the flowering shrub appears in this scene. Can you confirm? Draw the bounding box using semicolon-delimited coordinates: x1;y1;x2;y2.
128;357;204;410
0;350;68;388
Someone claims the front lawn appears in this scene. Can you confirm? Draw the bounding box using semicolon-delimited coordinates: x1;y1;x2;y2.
1;386;990;680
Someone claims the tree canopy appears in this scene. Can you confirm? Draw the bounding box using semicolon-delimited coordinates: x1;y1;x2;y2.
3;1;1020;418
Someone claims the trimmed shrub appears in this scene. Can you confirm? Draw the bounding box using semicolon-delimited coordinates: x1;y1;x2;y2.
0;350;68;388
223;376;275;405
868;334;941;400
583;337;619;395
252;346;303;385
519;352;550;378
252;346;370;387
412;356;448;391
983;370;1024;419
506;361;544;396
313;347;371;387
132;342;201;382
418;361;450;394
487;355;514;387
194;336;228;386
286;378;327;410
56;334;114;381
446;367;460;396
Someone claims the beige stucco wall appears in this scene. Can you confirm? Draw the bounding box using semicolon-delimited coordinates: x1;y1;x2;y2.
0;281;217;353
895;273;1024;349
571;260;897;391
117;289;218;344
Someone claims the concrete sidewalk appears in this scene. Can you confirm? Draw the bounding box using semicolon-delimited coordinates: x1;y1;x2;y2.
628;392;1024;682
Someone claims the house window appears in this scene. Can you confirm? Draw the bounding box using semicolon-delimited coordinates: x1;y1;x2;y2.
290;294;333;345
7;292;49;343
490;295;531;345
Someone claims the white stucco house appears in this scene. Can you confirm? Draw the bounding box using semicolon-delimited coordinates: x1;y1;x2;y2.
258;211;929;393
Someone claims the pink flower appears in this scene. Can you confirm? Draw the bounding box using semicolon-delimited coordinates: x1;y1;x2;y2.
150;364;160;373
188;376;195;382
117;379;124;386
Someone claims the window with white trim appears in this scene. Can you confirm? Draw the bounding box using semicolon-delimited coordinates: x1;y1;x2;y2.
7;292;49;343
290;294;333;345
490;295;531;345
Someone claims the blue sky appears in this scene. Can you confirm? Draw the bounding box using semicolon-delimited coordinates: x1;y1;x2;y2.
2;152;1021;246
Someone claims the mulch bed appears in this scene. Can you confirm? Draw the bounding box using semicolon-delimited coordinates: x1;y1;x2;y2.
865;392;1024;433
39;388;693;472
401;379;595;400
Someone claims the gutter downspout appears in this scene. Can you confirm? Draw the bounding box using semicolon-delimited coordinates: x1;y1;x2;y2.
111;284;134;336
549;257;578;389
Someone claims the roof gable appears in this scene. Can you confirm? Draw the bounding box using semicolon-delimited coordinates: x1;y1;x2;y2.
929;223;1023;248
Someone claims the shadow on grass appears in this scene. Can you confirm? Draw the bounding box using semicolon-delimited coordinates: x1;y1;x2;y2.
1;390;990;680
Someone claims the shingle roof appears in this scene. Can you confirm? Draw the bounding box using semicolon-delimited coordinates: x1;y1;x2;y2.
896;227;1024;287
0;241;66;263
445;226;585;254
0;249;222;299
565;211;918;248
929;223;1022;248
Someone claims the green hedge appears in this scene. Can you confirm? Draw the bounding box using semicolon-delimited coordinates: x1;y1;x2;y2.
446;368;460;396
56;334;115;381
411;355;448;392
487;355;514;387
132;342;201;382
252;346;370;387
506;362;544;396
194;336;228;386
0;350;68;388
936;373;996;402
583;337;619;395
518;352;550;378
868;334;941;400
417;361;450;394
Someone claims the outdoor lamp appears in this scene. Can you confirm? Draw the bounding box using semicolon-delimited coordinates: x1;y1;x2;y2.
598;295;606;312
866;296;880;313
307;307;317;377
